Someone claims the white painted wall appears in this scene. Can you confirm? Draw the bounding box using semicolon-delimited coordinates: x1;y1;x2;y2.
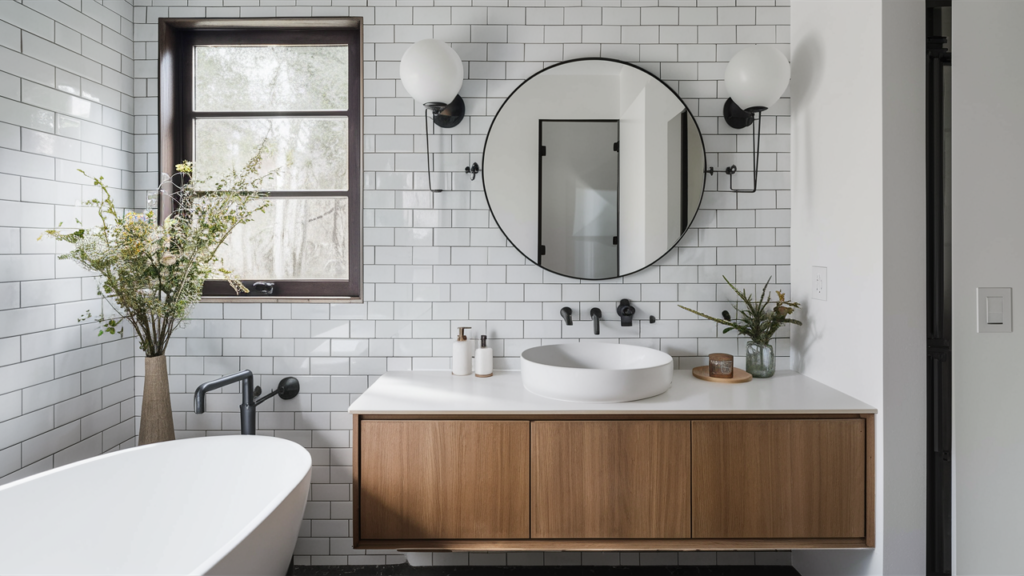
952;3;1024;574
619;86;646;273
880;3;927;575
666;112;683;244
790;4;884;569
643;78;687;267
791;1;926;574
617;64;694;274
686;115;704;223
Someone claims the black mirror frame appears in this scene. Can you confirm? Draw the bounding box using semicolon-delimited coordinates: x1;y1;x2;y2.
480;57;709;282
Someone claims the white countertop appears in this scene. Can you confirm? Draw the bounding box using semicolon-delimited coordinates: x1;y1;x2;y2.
348;370;877;415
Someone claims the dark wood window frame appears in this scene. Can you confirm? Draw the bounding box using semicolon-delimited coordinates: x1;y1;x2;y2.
158;18;362;299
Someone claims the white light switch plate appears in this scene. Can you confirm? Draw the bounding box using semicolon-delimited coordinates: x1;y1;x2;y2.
978;287;1012;333
812;266;827;301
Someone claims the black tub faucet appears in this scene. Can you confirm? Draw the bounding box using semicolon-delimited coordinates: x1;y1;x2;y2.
194;371;300;435
560;307;573;326
617;299;636;327
590;307;602;335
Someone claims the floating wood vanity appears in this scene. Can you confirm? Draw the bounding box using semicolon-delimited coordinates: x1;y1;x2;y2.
349;370;875;551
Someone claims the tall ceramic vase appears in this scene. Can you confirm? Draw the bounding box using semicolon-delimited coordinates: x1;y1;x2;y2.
138;355;175;445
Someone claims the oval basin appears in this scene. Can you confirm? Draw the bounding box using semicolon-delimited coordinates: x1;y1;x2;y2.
520;343;673;403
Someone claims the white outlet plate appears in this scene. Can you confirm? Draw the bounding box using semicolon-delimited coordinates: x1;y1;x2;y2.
812;266;827;301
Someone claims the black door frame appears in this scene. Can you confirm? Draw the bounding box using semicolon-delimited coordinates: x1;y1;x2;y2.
538;119;621;277
925;3;952;575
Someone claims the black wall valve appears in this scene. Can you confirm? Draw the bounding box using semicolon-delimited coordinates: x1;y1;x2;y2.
617;299;636;327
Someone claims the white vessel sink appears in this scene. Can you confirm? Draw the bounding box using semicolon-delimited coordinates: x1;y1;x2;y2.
520;343;674;403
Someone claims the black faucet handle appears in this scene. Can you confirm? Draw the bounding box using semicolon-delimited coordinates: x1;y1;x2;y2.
617;299;636;326
277;377;301;400
255;377;301;406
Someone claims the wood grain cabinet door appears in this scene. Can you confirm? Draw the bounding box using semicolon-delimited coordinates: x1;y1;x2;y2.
360;420;530;540
692;419;866;539
531;421;691;539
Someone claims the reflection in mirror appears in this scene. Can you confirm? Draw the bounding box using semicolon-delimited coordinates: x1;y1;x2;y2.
541;121;619;278
483;59;706;280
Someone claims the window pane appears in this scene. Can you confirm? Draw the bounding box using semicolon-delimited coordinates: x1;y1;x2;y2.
216;197;349;281
194;118;349;191
194;46;348;111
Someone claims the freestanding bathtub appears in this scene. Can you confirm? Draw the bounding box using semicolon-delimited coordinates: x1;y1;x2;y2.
0;435;311;575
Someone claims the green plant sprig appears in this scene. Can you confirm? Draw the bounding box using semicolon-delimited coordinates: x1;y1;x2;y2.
678;276;803;346
44;144;277;357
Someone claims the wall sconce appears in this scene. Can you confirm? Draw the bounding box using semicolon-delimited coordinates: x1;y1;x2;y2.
705;45;791;193
399;39;465;192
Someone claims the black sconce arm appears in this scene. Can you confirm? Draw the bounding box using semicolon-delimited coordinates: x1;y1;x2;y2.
423;96;466;194
705;102;765;194
424;108;443;193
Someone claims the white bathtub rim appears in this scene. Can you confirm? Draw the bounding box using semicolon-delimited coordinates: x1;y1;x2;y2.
0;434;312;576
186;437;312;575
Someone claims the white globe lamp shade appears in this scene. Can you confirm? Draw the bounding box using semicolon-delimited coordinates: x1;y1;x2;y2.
724;45;791;111
400;39;464;108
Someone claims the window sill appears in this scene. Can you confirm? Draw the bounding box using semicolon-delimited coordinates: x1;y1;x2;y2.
200;296;362;304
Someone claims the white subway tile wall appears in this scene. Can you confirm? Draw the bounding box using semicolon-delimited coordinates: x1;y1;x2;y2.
2;0;790;568
0;0;139;491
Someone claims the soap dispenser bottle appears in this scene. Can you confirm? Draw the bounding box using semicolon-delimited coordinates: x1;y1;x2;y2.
475;335;493;378
452;327;473;376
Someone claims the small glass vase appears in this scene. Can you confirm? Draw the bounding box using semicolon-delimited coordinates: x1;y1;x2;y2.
745;341;776;378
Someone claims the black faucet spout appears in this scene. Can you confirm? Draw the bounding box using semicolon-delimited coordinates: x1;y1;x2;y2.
194;372;300;435
194;370;257;434
194;370;253;414
560;307;573;326
590;307;602;335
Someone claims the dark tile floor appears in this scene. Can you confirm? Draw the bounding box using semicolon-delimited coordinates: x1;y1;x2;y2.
292;565;801;576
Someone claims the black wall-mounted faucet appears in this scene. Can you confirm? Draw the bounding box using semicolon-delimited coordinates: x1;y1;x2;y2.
590;307;602;335
194;371;300;435
560;307;573;326
617;299;636;327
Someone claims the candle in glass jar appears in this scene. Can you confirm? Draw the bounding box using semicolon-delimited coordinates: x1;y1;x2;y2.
708;353;734;378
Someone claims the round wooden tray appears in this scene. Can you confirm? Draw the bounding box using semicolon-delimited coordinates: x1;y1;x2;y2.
692;365;753;384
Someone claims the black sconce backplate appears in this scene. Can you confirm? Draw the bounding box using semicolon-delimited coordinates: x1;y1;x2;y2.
723;97;760;129
432;95;465;128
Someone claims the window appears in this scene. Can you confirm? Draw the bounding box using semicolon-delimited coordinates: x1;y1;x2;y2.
159;21;362;298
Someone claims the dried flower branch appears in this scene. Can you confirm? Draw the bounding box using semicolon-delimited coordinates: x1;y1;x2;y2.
44;145;276;357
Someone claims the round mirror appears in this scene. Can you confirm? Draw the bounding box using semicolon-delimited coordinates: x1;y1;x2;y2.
483;58;707;280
